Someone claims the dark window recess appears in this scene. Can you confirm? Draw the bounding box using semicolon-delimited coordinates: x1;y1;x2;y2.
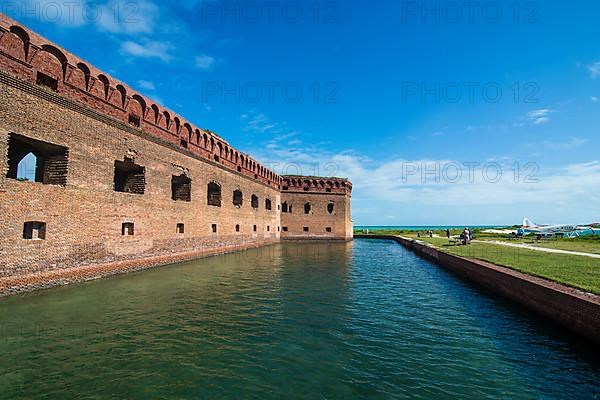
267;226;270;232
281;202;289;213
304;203;311;214
303;227;309;232
303;187;309;191
36;72;58;91
212;224;218;233
177;223;185;234
282;227;288;232
6;133;69;185
237;166;242;172
251;195;259;209
253;225;257;232
128;114;141;127
277;226;280;232
282;186;289;190
23;221;46;240
121;222;134;236
327;203;335;214
265;198;272;210
180;139;188;149
114;158;145;194
214;155;219;162
326;188;332;192
326;227;332;233
235;224;240;232
207;182;222;207
233;189;243;207
172;174;192;202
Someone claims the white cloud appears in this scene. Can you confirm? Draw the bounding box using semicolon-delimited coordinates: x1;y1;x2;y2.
542;137;588;150
243;113;281;134
137;80;156;91
245;132;600;224
591;96;599;103
526;108;555;125
195;54;215;69
121;40;173;62
15;0;159;34
588;61;600;79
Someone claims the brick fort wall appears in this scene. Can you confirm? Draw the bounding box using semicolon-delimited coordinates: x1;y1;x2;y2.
0;14;353;296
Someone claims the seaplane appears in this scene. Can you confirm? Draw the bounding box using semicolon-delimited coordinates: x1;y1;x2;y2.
517;218;599;238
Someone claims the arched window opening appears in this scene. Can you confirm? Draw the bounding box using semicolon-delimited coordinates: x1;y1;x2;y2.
172;174;192;202
251;194;259;209
233;189;243;207
304;202;311;214
7;133;68;185
16;152;37;182
207;182;221;207
327;202;335;214
281;202;289;213
265;198;272;210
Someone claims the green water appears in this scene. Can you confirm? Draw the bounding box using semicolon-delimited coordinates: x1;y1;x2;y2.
0;240;598;399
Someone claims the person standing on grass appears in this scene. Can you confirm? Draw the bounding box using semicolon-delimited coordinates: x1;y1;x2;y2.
446;229;451;239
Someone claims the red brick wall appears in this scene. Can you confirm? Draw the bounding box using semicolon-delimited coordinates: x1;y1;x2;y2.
0;79;281;286
280;177;353;240
0;15;354;296
0;14;281;189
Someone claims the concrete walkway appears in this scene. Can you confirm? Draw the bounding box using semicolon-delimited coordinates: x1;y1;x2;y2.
475;240;600;259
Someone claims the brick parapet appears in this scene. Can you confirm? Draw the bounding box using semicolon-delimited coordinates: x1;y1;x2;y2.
0;13;281;190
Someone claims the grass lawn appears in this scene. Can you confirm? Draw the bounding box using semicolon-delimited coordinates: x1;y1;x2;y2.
357;230;600;295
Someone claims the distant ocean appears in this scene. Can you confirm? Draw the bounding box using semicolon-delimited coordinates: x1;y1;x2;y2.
354;225;509;231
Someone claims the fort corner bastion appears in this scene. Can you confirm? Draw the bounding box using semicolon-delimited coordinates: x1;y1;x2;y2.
0;14;352;296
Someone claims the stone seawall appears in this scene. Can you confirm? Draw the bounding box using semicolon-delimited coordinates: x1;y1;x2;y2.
355;235;600;347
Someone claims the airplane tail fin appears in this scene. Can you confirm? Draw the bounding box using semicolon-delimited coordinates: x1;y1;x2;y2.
523;218;536;228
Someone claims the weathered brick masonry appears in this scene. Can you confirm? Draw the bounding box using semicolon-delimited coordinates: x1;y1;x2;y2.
280;176;352;241
0;15;353;296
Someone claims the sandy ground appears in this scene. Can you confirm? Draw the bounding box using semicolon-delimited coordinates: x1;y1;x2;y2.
476;240;600;259
481;229;517;235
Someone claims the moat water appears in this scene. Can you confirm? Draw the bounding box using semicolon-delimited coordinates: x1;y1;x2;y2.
0;240;599;399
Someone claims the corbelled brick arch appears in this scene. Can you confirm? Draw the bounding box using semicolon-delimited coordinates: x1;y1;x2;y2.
2;25;30;61
0;14;296;191
114;84;127;109
74;62;91;90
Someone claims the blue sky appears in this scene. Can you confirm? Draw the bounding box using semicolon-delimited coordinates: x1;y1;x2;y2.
5;0;600;225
